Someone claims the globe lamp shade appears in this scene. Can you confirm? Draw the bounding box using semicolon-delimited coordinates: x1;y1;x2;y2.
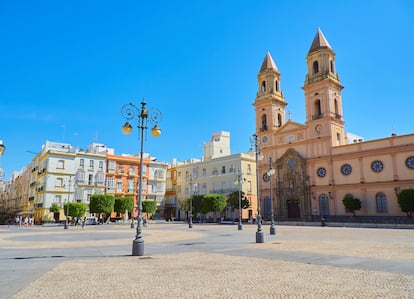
122;122;133;135
151;125;161;137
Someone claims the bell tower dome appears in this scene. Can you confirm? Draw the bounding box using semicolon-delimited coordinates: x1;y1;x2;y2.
303;28;345;146
254;51;287;136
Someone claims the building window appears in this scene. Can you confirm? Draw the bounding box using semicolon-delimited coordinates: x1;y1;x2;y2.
77;171;85;182
108;161;115;173
212;168;218;175
247;164;252;174
261;81;266;93
202;168;206;177
88;174;93;185
107;178;115;191
129;165;135;175
57;160;64;169
247;181;252;193
319;194;329;216
118;164;123;173
278;113;282;127
55;195;62;205
313;60;319;73
201;183;207;194
275;80;279;92
155;169;165;178
314;99;322;118
192;167;198;178
261;114;268;131
96;173;104;184
330;60;334;73
56;178;63;187
341;164;352;175
376;193;388;213
99;161;104;170
79;159;84;168
117;180;123;192
334;99;339;115
89;160;94;170
128;180;134;193
229;164;236;173
221;166;226;174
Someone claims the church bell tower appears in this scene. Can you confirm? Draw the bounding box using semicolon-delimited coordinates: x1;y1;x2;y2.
303;28;345;146
254;51;287;139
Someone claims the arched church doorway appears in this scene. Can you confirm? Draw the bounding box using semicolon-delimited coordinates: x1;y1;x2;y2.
287;199;300;218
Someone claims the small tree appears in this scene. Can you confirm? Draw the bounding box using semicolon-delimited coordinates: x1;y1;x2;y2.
342;195;361;216
114;197;134;218
203;194;227;222
63;202;87;218
142;200;157;217
227;191;251;211
49;203;61;222
90;194;115;223
397;189;414;217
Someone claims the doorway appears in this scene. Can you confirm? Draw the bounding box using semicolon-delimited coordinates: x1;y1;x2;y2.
287;199;300;218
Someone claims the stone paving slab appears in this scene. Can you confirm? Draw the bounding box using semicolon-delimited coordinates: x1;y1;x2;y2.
1;223;413;298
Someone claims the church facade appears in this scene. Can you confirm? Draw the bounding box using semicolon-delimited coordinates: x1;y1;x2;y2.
254;29;414;222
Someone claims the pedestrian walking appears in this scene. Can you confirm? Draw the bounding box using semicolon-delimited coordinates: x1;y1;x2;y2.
81;217;86;230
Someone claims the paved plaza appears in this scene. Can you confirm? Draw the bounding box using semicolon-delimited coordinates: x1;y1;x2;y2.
0;222;413;298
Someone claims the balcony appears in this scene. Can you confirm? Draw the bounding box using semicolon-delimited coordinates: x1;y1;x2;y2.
312;114;323;120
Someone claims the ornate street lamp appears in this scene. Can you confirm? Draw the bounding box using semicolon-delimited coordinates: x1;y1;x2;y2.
64;176;73;230
189;175;193;228
234;170;245;230
121;99;162;256
267;157;276;235
251;134;264;243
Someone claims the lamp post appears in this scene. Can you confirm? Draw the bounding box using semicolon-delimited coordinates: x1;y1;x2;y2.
121;99;162;256
234;170;244;230
189;175;193;228
64;176;72;230
267;157;276;235
252;134;264;243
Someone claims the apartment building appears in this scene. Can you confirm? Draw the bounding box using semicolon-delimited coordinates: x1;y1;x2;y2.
172;131;257;222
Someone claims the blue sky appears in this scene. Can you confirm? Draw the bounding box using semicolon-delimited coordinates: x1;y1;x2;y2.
1;0;413;179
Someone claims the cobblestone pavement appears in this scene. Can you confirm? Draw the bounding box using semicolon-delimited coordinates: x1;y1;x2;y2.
1;223;413;298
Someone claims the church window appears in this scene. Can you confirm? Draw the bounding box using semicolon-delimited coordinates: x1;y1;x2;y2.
261;114;268;131
319;194;329;216
261;81;266;93
275;80;279;92
313;61;319;74
314;99;322;119
330;60;334;73
277;113;282;127
334;99;339;115
337;133;340;142
376;193;387;213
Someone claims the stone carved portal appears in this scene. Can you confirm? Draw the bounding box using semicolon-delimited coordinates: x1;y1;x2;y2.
275;148;311;220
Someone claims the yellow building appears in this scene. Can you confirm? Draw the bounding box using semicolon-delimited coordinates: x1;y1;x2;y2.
254;29;414;222
174;131;258;222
